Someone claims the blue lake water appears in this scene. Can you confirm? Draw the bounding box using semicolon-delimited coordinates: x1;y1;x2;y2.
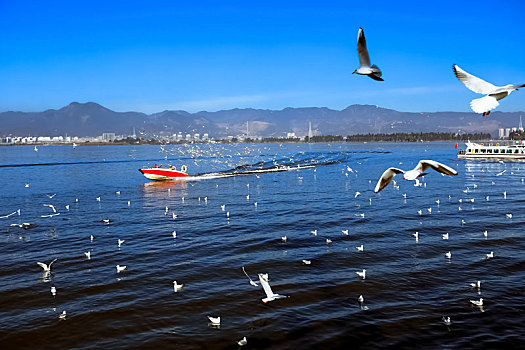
0;142;524;349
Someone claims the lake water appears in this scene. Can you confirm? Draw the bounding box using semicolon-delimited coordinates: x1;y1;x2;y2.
0;142;524;349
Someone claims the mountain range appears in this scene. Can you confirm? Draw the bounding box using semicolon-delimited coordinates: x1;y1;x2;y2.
0;102;523;138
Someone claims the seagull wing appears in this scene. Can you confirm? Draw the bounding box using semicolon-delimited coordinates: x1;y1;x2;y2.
357;28;371;68
258;274;275;298
416;160;458;176
453;64;496;94
242;266;259;286
374;168;404;193
37;262;48;270
48;258;57;268
470;95;499;114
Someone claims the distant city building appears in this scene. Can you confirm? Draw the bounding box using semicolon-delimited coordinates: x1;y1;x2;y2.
202;133;209;140
185;134;191;141
506;128;511;138
102;133;116;142
193;133;200;141
287;132;297;138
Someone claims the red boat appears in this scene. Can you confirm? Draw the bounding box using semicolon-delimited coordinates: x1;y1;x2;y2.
139;165;189;180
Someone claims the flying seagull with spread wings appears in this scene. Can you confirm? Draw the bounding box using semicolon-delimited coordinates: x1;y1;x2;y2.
374;160;457;193
453;64;524;117
353;27;383;81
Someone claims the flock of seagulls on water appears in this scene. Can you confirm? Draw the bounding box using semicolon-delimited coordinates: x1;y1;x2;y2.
4;143;517;344
353;27;524;115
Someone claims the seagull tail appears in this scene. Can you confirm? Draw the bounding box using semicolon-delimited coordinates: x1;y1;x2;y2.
470;96;499;114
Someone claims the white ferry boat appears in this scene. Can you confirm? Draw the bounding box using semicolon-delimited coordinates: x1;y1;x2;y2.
457;141;525;159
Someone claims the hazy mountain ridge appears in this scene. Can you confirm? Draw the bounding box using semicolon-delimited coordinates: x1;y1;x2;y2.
0;102;522;137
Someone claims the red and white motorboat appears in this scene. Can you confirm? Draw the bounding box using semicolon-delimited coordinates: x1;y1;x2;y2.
139;165;189;180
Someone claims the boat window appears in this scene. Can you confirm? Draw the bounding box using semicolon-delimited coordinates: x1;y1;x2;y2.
474;149;478;153
481;149;486;153
487;149;492;153
507;149;512;153
515;149;519;153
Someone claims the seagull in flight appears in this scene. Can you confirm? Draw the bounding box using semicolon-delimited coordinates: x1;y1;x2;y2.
259;273;288;303
43;204;57;213
353;27;383;81
242;267;259;286
453;64;524;116
374;160;457;193
37;259;57;273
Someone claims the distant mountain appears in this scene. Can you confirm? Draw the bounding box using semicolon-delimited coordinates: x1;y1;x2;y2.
0;102;523;138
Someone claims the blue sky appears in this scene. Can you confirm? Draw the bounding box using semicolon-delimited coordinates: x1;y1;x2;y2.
0;0;524;113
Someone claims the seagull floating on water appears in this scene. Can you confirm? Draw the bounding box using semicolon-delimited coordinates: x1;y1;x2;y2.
173;280;183;292
356;269;366;279
116;265;127;273
259;273;288;303
442;316;452;326
118;239;125;247
237;337;247;346
374;160;457;193
51;286;56;296
353;27;383;81
59;310;66;320
208;316;220;325
356;244;364;252
470;298;483;306
470;280;481;289
342;229;349;235
84;251;91;260
445;251;451;259
486;251;494;259
302;259;311;265
442;233;449;240
453;64;524;116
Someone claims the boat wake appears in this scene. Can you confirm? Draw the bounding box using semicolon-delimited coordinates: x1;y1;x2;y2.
184;150;384;180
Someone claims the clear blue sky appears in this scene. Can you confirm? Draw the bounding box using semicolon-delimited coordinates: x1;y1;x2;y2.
0;0;524;113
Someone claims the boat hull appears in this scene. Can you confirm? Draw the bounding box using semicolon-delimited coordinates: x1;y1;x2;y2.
458;141;525;160
139;168;189;180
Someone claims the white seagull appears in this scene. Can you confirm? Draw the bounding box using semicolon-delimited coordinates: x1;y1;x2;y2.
453;64;524;116
259;273;288;303
84;251;91;260
37;259;57;273
356;244;364;252
353;27;383;81
116;265;127;273
237;337;247;346
173;280;183;292
43;204;57;213
207;316;220;325
374;160;457;193
470;280;481;289
470;298;483;306
356;269;366;279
